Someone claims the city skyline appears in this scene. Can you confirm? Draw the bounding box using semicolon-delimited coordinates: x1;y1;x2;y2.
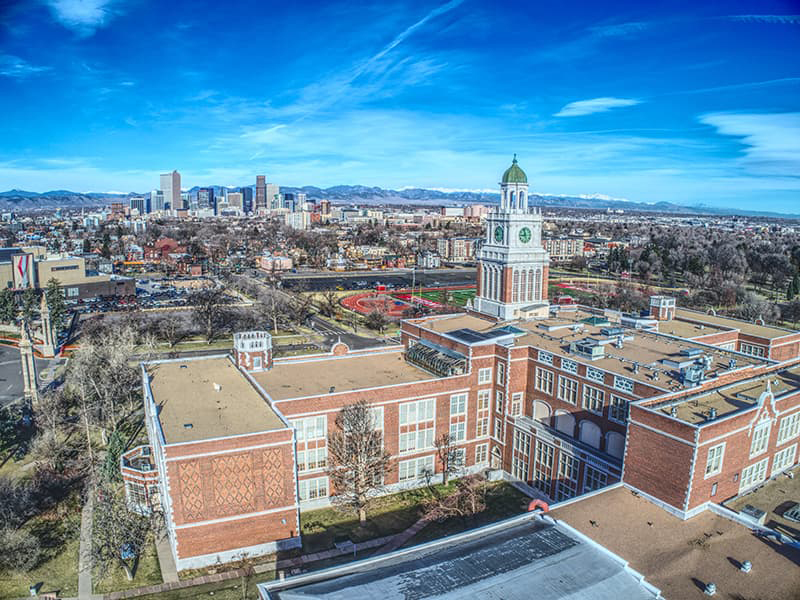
1;0;799;211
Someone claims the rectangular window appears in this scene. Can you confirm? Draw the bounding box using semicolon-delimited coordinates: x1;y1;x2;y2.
449;421;466;442
538;350;553;365
740;343;766;358
772;444;797;475
475;443;489;465
497;362;506;385
298;476;329;501
510;392;523;417
478;367;492;384
511;430;531;480
586;366;605;384
399;398;436;425
496;390;505;414
555;454;579;501
476;415;489;438
297;447;328;472
398;455;434;481
399;427;434;454
750;420;771;458
477;389;491;410
370;407;384;431
494;418;504;441
290;416;326;442
67;287;79;297
705;443;725;478
582;385;604;415
777;412;800;445
557;376;579;405
535;368;554;394
609;395;629;423
613;376;634;393
561;358;578;375
739;458;769;492
583;466;608;493
533;440;554;493
450;393;467;416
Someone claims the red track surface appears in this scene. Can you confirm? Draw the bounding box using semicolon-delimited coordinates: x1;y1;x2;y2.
340;284;474;317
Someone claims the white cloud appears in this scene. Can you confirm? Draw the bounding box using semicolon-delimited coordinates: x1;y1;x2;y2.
726;15;800;25
700;112;800;175
45;0;121;35
0;54;50;78
554;97;641;117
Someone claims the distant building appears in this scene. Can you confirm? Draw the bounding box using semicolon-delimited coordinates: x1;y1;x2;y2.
543;236;584;262
160;170;181;213
150;190;165;212
226;192;243;212
256;175;266;210
241;187;253;213
266;183;280;210
437;237;480;262
129;196;147;215
197;188;216;214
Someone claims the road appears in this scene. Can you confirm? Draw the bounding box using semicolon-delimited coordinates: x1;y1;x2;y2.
280;268;476;292
0;345;59;408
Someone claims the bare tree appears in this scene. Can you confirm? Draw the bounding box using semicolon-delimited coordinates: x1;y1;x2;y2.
364;310;388;334
318;290;340;318
191;288;234;343
155;314;191;347
326;401;391;525
424;474;487;521
93;484;161;581
434;433;463;486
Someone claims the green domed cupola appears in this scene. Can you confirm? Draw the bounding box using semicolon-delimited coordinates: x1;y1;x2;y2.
501;154;527;184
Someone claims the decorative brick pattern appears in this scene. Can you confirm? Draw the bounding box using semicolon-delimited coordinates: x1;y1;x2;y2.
262;448;285;504
178;460;205;521
212;453;255;515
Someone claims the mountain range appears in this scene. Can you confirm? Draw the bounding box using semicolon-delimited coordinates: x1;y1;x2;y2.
0;186;796;219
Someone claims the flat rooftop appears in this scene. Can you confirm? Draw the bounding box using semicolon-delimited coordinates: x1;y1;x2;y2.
414;310;764;390
252;351;434;401
261;516;656;599
651;364;800;424
727;465;800;537
551;486;800;600
676;308;794;340
148;357;285;443
658;318;730;339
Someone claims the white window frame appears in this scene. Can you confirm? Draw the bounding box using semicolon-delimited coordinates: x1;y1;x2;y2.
535;367;554;394
476;415;489;438
290;416;326;442
449;421;466;442
510;392;523;417
704;443;725;478
399;427;434;454
772;443;797;475
557;376;579;405
739;458;769;493
609;395;629;424
398;455;434;482
494;418;504;442
475;443;489;465
297;447;328;473
583;465;608;493
477;389;491;410
399;398;436;425
750;420;771;458
496;390;505;414
298;476;328;501
478;367;492;385
497;362;506;385
777;411;800;445
450;393;467;416
613;375;634;393
582;385;604;415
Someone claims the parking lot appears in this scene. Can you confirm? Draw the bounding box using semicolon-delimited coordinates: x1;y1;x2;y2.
280;268;476;292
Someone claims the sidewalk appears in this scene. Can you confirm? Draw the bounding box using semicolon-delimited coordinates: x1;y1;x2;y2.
77;490;94;600
155;531;178;583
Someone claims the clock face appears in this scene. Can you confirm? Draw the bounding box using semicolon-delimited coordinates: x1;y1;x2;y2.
519;227;532;243
494;226;504;243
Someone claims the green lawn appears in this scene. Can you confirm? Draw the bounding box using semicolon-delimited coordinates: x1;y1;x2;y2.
401;481;530;547
412;289;476;307
94;538;162;594
0;516;81;599
299;482;459;554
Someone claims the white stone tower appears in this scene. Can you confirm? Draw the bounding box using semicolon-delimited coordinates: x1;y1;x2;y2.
19;321;38;404
472;156;550;321
40;293;56;358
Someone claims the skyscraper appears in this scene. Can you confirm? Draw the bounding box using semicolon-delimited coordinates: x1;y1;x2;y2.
160;170;181;212
241;187;253;213
255;175;266;210
198;188;216;214
266;183;280;210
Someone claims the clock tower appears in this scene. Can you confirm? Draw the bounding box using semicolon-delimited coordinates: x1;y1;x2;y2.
472;156;550;321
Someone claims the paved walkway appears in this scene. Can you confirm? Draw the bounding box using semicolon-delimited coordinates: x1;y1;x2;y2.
375;515;432;554
78;490;94;600
155;531;178;583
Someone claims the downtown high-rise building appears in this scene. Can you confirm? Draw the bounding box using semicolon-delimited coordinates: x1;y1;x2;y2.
198;187;216;214
150;190;165;212
160;170;181;211
255;175;266;209
241;187;253;213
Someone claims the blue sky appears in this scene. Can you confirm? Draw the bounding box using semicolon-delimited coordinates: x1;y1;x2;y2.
0;0;799;212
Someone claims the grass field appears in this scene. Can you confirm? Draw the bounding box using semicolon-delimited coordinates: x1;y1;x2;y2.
94;539;162;594
402;288;476;307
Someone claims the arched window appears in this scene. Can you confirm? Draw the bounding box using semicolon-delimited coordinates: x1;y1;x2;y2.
578;420;602;449
534;268;542;301
519;191;525;207
526;269;534;302
532;400;551;424
553;410;575;436
605;431;625;459
510;191;516;207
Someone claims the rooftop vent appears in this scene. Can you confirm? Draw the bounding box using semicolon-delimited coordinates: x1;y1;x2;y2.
670;406;678;417
681;347;704;358
183;423;193;429
708;407;717;420
329;386;336;394
213;383;222;392
600;327;624;337
180;364;188;369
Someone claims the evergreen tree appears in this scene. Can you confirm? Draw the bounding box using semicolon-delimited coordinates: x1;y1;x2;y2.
21;288;38;323
788;272;800;301
45;278;68;332
0;288;17;324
